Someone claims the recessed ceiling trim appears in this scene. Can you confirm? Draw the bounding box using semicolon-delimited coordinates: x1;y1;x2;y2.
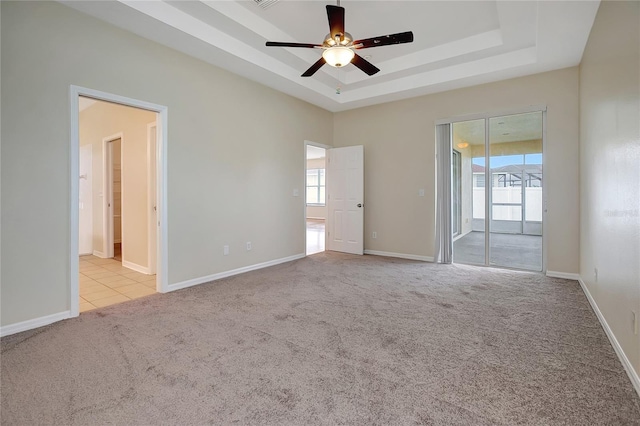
339;47;537;103
72;0;600;112
119;0;336;96
343;29;504;85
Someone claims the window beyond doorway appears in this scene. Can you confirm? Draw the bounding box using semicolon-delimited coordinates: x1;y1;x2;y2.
305;143;327;255
306;168;326;205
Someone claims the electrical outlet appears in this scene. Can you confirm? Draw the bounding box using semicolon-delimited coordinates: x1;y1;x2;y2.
223;245;229;256
418;189;425;197
246;241;252;251
633;311;638;335
594;267;598;282
372;231;377;239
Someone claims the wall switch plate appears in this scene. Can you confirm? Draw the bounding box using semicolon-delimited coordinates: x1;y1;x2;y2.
418;189;425;197
633;311;638;335
246;242;252;251
293;189;299;197
223;245;229;256
372;231;377;239
594;267;598;282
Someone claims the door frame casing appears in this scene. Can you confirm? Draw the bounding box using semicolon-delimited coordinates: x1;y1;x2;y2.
70;85;169;318
436;105;547;272
303;140;332;255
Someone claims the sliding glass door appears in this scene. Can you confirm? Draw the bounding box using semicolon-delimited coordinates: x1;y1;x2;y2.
452;111;543;271
452;119;486;266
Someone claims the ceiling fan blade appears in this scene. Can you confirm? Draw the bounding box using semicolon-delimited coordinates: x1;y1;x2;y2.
301;57;326;77
353;31;414;49
266;41;322;49
326;5;345;41
351;54;380;76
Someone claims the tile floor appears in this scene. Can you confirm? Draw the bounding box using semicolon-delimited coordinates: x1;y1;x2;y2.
79;255;156;313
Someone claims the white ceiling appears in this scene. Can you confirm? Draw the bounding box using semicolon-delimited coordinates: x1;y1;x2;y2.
62;1;600;112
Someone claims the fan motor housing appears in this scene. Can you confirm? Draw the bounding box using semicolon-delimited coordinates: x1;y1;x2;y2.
323;32;353;48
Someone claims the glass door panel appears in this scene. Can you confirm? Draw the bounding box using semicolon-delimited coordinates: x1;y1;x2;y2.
452;119;486;266
488;112;543;271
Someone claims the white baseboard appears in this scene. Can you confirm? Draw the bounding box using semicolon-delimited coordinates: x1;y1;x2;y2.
92;250;106;258
578;277;640;397
122;260;151;275
364;250;434;262
79;251;93;256
0;311;71;338
168;253;305;292
546;271;580;280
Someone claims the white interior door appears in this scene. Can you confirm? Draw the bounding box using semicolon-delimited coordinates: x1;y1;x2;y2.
327;145;364;255
79;145;93;255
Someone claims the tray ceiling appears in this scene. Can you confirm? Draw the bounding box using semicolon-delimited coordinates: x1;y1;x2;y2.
62;1;600;112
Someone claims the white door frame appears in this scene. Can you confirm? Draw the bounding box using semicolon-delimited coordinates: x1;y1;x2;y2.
70;85;169;318
435;104;547;272
102;132;123;259
303;140;332;255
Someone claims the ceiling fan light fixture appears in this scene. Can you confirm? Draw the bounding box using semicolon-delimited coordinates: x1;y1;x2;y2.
322;46;355;68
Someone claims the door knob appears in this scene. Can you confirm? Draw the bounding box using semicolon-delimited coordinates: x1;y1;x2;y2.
357;203;362;208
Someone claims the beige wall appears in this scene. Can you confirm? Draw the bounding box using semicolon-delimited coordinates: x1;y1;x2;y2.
79;100;156;268
0;1;332;326
579;1;640;376
333;67;580;271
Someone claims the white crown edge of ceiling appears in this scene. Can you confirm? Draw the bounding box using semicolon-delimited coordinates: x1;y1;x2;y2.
61;0;600;113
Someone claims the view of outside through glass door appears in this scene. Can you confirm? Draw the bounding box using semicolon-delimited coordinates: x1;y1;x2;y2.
452;111;543;271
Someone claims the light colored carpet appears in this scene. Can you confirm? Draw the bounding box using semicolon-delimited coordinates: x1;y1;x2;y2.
2;252;639;425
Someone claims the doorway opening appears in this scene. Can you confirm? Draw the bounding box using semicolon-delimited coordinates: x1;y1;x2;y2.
73;88;167;316
305;143;327;255
449;110;544;272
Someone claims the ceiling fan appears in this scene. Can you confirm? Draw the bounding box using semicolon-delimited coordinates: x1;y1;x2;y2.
265;2;414;77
